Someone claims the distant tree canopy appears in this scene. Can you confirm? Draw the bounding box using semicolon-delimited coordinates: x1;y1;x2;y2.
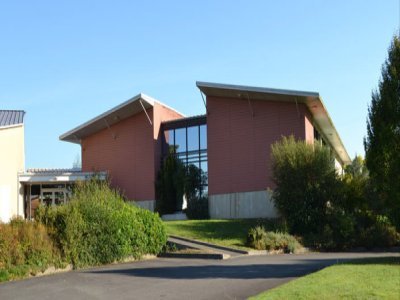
364;35;400;228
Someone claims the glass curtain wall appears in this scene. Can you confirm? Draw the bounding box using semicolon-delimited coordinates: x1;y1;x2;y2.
163;118;208;195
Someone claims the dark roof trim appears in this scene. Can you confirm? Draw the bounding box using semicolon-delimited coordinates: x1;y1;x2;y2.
162;114;206;130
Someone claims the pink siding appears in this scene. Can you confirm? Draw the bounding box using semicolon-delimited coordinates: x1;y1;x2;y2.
81;103;183;202
305;112;314;144
82;109;155;201
207;96;309;195
153;102;184;177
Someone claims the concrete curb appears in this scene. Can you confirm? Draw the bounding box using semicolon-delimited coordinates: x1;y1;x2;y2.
158;252;230;260
169;235;249;254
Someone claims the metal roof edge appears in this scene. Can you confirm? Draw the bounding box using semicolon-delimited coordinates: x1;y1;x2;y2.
196;81;320;98
59;93;155;142
314;95;351;165
196;81;351;165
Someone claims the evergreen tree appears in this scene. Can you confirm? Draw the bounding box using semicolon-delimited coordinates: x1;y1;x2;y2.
364;35;400;228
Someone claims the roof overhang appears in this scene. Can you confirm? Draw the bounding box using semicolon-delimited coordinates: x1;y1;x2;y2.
197;81;351;165
59;93;156;144
19;170;107;183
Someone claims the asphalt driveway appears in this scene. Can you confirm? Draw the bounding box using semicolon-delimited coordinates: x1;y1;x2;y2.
0;252;397;300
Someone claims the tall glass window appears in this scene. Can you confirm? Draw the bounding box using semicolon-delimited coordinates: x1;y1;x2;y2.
162;117;208;195
200;125;207;149
188;126;199;151
175;128;186;153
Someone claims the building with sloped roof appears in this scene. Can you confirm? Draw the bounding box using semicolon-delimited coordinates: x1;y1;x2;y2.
60;81;351;219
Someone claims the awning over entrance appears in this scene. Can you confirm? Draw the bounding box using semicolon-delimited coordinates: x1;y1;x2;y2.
19;168;107;183
19;168;107;219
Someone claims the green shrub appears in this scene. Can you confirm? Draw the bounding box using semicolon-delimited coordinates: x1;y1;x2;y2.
36;180;167;268
271;136;341;236
264;232;302;253
0;217;61;281
358;215;400;248
247;226;302;253
185;196;209;219
247;226;267;250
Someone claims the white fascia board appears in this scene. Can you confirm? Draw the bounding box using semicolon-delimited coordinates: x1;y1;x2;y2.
0;123;24;130
19;172;107;183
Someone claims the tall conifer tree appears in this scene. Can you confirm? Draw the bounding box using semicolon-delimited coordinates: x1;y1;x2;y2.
364;35;400;228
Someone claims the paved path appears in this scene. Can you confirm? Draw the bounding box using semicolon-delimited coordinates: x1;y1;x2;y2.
0;252;398;300
168;236;245;257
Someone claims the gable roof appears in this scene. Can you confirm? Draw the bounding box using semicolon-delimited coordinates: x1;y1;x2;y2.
196;81;351;165
0;110;25;128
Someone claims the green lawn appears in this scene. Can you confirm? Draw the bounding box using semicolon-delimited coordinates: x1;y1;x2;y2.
250;257;400;300
164;219;285;250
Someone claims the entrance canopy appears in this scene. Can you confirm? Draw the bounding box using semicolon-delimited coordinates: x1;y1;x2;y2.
19;168;107;183
19;168;107;219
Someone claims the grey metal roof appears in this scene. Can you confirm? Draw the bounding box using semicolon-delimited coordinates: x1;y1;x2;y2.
0;110;25;128
196;81;351;165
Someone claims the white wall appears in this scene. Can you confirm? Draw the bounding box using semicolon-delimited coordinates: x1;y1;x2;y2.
0;125;25;222
209;190;278;219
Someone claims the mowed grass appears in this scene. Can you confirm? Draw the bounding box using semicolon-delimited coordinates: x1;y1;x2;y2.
250;257;400;300
164;219;284;250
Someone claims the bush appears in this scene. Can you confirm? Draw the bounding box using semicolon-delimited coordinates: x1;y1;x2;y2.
270;137;400;250
247;226;267;250
271;136;341;236
358;215;400;248
185;196;209;219
247;226;302;253
36;180;167;268
0;217;61;281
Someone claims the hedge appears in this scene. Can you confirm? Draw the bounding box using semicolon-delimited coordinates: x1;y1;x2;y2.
36;180;167;268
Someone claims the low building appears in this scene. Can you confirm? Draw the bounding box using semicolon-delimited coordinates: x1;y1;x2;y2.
60;82;351;219
19;168;107;219
0;110;25;222
0;111;106;222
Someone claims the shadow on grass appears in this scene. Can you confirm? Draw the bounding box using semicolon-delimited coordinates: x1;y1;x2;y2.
338;256;400;266
166;219;286;242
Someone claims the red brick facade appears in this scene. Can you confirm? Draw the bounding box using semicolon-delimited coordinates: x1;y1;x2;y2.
82;103;183;202
206;96;313;195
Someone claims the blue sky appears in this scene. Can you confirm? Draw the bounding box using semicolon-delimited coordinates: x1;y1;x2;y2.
1;1;398;168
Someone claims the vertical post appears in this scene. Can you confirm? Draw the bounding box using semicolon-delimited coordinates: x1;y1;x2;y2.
173;129;176;154
198;125;202;197
185;126;188;166
29;184;32;220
